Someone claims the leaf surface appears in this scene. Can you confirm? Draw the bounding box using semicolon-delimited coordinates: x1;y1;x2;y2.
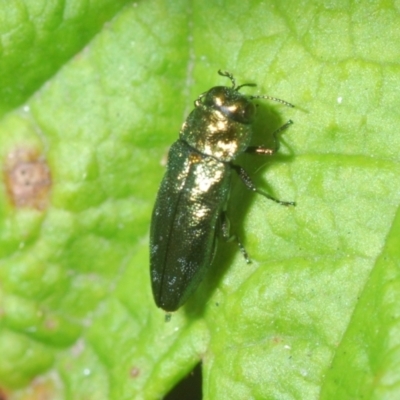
0;1;399;399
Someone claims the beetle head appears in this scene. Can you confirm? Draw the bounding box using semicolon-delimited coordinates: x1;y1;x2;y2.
201;86;256;125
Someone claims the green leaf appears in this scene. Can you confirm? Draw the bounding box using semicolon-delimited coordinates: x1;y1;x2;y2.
0;0;132;116
0;0;399;399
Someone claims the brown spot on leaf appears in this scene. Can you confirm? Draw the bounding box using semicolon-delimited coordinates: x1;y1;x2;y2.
0;388;8;400
3;148;52;210
272;336;282;344
44;317;58;331
21;375;60;400
130;366;140;378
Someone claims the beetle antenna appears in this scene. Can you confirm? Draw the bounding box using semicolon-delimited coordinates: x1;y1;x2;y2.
236;82;257;91
218;70;236;89
249;95;295;108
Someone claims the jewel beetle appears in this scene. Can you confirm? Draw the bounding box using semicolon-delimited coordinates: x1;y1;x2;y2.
150;70;295;312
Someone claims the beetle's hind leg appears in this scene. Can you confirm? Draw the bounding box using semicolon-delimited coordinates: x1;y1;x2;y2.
220;212;251;264
231;164;296;206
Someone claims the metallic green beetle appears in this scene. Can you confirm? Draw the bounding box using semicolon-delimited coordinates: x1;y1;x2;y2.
150;70;294;312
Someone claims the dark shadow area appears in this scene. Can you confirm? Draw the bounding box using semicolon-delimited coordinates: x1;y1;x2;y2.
164;363;202;400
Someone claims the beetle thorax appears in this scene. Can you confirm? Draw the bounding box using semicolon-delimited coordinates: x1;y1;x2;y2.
180;105;252;162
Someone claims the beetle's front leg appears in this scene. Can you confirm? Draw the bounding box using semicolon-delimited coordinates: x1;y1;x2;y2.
220;211;251;264
245;119;293;156
231;164;296;206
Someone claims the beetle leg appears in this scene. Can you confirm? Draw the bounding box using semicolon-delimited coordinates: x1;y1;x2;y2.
220;212;251;264
245;120;293;155
231;164;296;206
164;313;171;322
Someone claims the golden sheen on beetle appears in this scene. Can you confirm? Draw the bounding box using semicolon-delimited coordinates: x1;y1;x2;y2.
150;70;295;312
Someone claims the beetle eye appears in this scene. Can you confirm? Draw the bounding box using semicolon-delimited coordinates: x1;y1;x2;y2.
241;102;256;122
223;100;256;124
